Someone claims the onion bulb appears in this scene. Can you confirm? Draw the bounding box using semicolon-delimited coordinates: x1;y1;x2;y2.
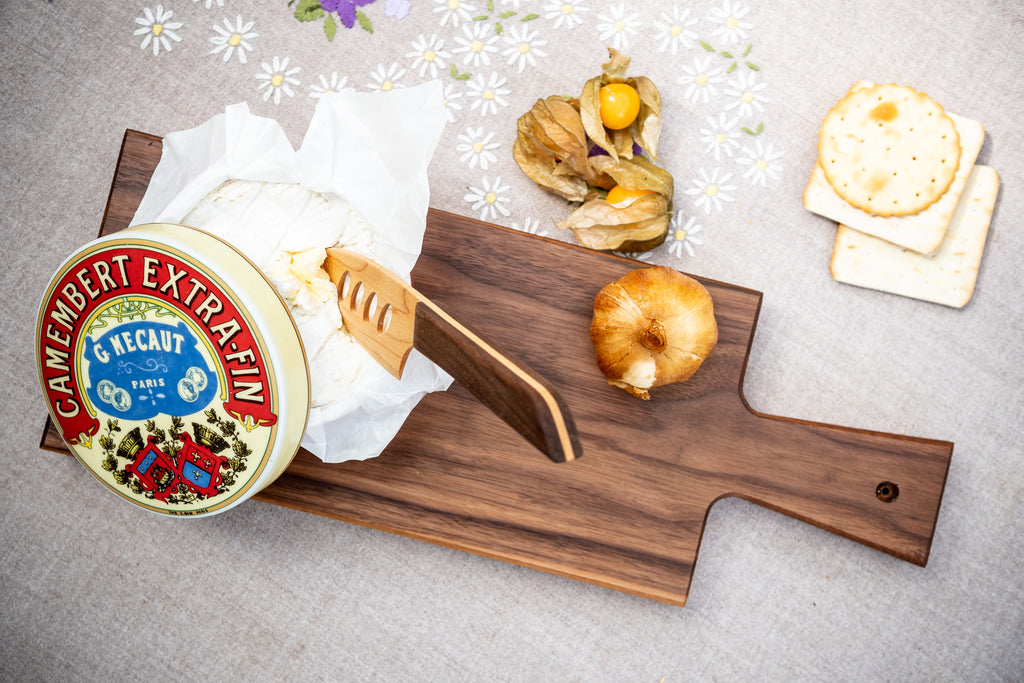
590;266;718;399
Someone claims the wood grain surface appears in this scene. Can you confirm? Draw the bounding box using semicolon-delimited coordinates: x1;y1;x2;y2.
41;130;953;606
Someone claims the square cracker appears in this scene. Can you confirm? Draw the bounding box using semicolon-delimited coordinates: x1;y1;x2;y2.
830;165;999;308
804;82;985;254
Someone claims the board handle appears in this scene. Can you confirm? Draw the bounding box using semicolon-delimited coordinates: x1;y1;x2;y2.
728;412;952;566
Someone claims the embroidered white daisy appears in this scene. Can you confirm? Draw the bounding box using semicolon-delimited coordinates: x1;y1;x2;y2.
723;69;769;117
368;62;408;91
653;6;698;55
684;168;736;215
501;24;548;73
309;72;353;98
193;0;225;8
466;72;511;116
209;15;257;64
452;21;500;67
465;176;512;221
595;3;641;50
134;6;183;57
667;213;704;258
256;57;300;105
736;140;783;187
511;216;548;237
708;0;753;46
441;81;464;122
456;127;501;170
679;54;725;104
543;0;589;30
434;0;477;28
408;34;451;78
699;113;741;161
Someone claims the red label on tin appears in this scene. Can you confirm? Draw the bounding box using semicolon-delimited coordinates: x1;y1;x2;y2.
39;246;277;445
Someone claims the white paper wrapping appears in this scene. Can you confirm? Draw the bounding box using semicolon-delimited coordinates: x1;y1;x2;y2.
131;82;454;463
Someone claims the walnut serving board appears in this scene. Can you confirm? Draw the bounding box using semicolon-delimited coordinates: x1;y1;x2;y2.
42;131;953;606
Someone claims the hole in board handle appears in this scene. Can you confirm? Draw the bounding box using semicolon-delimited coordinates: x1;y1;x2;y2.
876;481;899;503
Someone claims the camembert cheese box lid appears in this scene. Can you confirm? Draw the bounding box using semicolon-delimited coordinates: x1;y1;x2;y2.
36;223;310;516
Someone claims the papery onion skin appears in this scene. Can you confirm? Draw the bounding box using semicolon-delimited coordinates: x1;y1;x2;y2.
590;267;718;399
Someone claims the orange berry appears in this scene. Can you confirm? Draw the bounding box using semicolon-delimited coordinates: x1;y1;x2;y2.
606;185;655;204
598;83;641;130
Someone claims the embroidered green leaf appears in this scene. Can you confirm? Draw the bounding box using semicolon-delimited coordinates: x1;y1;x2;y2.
500;10;516;18
324;14;337;40
742;43;752;57
495;21;504;34
700;40;715;52
726;62;737;73
746;61;760;71
455;72;472;81
450;64;458;77
488;0;494;11
294;0;325;22
741;122;765;136
720;50;734;58
356;9;373;32
473;14;489;20
521;13;539;21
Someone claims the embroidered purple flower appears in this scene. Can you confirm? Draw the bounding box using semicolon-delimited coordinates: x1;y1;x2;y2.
320;0;376;29
384;0;411;19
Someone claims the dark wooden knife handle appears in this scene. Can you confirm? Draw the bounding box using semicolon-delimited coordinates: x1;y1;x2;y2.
722;409;952;566
414;300;582;463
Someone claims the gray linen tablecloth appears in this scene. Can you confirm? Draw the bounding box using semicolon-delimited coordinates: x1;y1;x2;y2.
2;0;1021;679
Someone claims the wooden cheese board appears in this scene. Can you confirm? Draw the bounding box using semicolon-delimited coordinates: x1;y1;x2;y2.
41;130;953;606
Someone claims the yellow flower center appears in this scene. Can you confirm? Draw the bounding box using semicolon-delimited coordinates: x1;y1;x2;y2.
483;89;495;100
382;81;393;92
471;40;483;52
424;50;436;62
271;74;284;87
448;0;460;9
472;142;484;153
670;25;682;36
152;23;163;36
674;229;687;241
756;159;768;170
705;185;719;197
715;133;727;144
228;33;242;46
485;192;497;204
519;43;530;54
741;91;754;103
727;16;738;29
562;4;573;14
696;74;708;86
615;20;625;32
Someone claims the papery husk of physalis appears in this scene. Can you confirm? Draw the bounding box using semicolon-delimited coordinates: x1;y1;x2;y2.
580;48;663;161
590;266;718;400
588;153;674;198
557;193;670;252
557;154;674;252
513;96;612;201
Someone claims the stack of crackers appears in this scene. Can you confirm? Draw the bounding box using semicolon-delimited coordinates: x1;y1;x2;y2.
803;81;1000;308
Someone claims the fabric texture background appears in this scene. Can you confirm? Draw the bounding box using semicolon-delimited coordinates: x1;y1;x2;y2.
2;0;1021;679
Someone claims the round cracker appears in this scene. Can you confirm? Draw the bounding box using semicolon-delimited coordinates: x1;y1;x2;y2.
817;83;960;217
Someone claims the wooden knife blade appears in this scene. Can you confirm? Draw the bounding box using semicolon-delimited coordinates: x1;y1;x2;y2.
323;248;581;463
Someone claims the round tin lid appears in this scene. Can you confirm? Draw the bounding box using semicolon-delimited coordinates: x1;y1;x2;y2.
36;223;310;516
